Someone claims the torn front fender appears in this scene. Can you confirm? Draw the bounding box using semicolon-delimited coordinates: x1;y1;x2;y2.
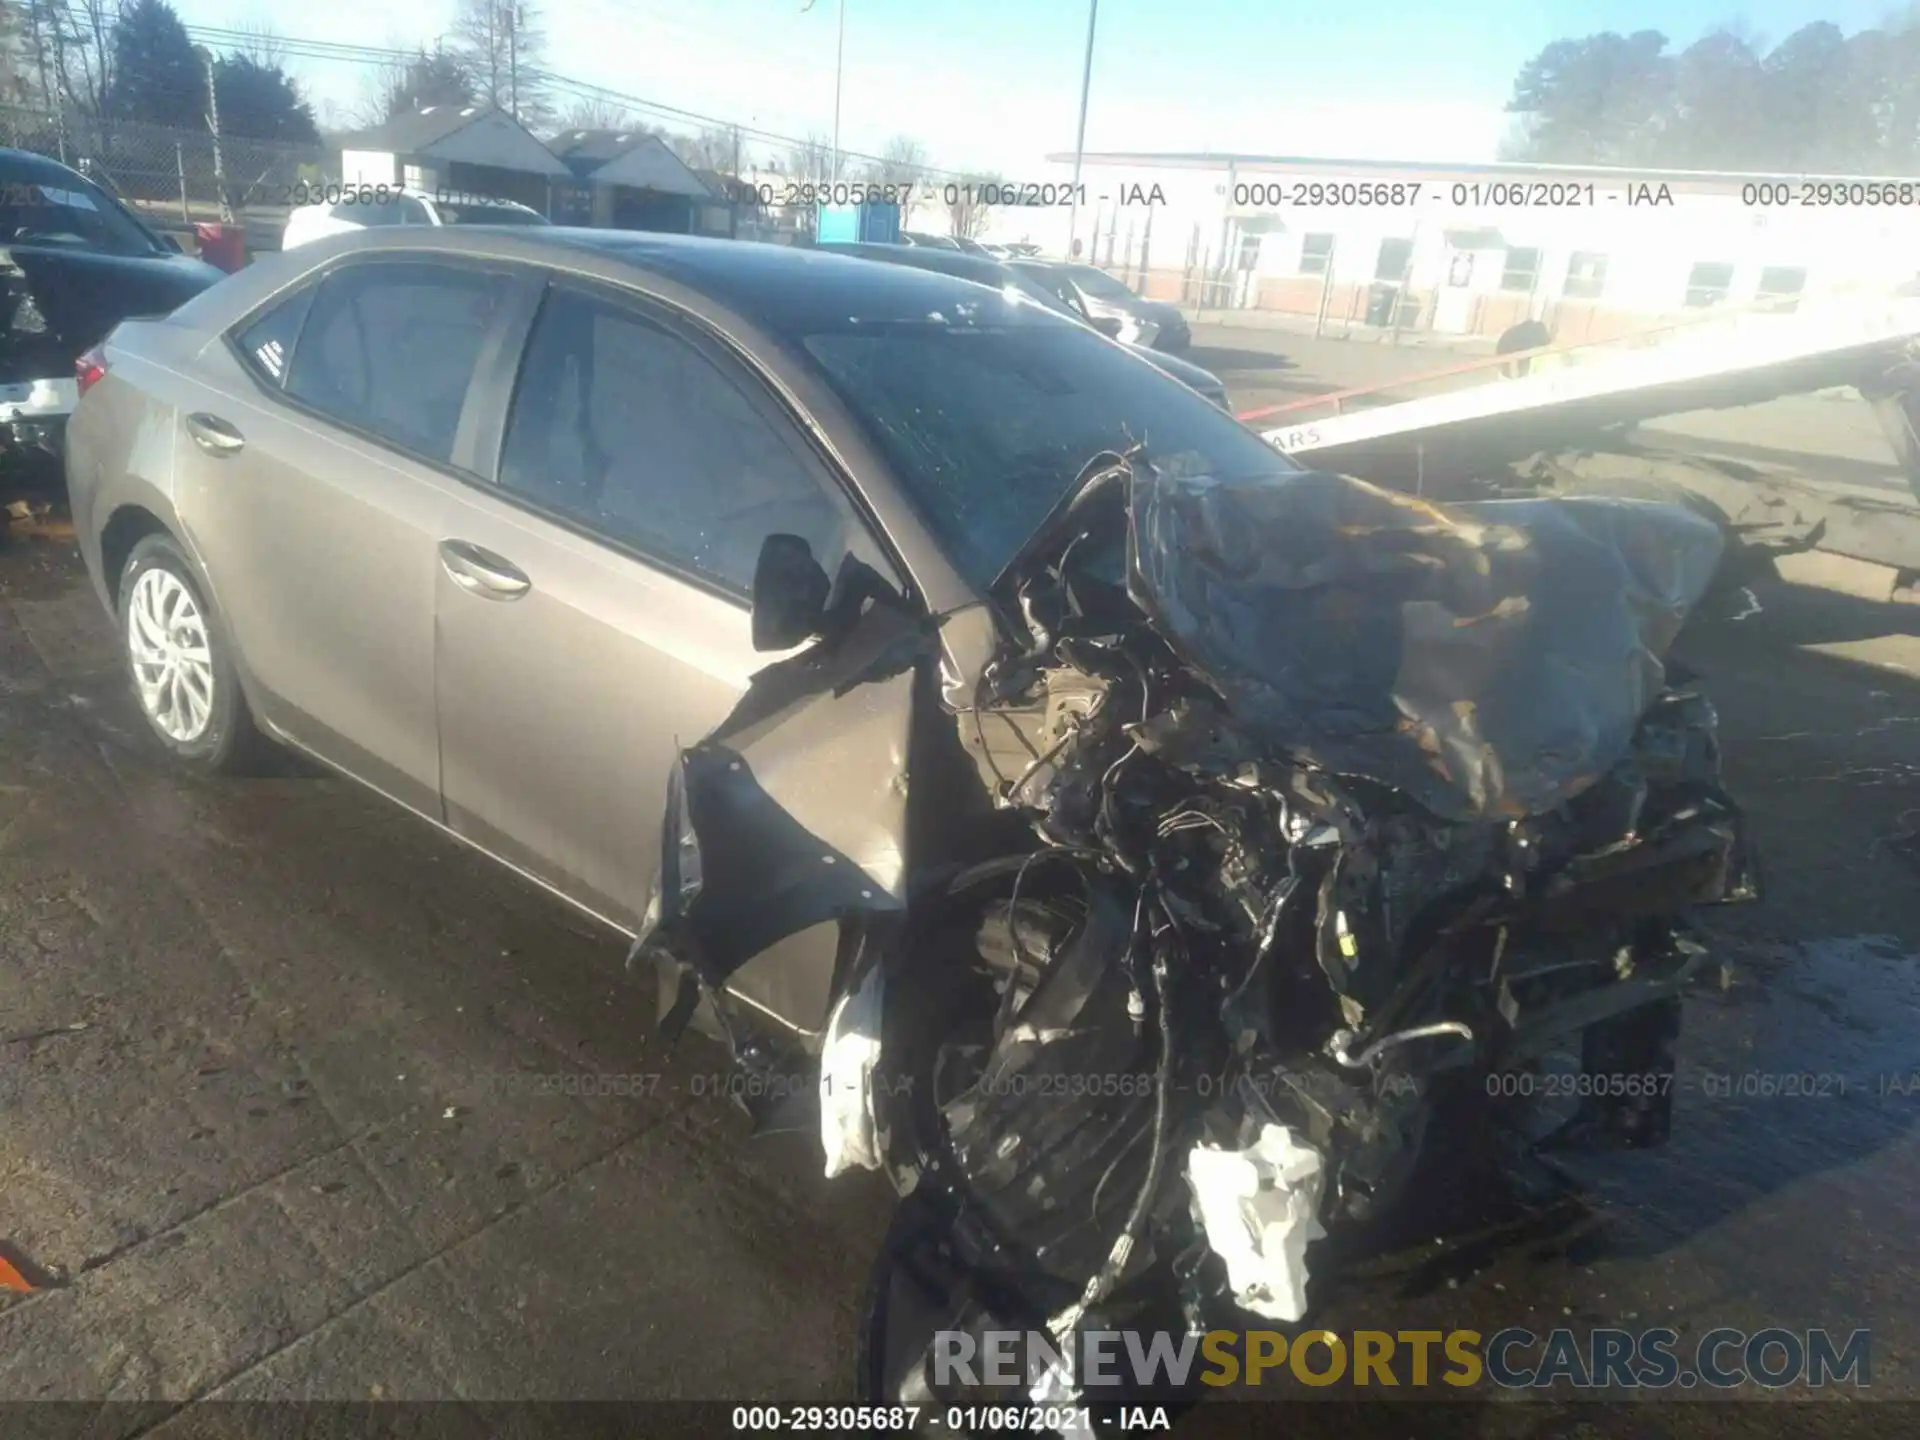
633;596;938;1040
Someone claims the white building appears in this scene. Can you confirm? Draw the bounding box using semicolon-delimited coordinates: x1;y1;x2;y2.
334;105;572;215
1009;151;1920;344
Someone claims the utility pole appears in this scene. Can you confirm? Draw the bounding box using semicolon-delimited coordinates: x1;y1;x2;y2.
729;124;742;238
1065;0;1099;261
802;0;847;182
832;0;846;181
193;45;231;224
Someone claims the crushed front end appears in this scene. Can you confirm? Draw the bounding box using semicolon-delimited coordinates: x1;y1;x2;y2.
861;460;1756;1415
629;459;1756;1426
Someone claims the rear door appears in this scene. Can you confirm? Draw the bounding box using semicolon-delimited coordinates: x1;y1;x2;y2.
173;254;529;813
432;278;911;1032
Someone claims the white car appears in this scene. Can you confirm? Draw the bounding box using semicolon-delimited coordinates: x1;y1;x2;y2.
280;189;550;250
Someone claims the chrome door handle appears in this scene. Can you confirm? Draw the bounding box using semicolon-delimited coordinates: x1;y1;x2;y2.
439;539;531;601
185;412;245;456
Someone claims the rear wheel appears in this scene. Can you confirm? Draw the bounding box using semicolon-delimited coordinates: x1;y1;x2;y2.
117;533;268;774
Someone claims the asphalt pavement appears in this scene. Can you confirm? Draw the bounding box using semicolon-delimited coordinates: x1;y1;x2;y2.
4;447;1920;1434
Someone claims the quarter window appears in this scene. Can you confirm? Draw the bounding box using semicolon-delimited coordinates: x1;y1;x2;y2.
283;260;509;462
232;285;316;388
498;287;857;595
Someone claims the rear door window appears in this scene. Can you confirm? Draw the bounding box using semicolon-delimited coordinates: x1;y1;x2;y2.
283;260;511;463
497;285;863;594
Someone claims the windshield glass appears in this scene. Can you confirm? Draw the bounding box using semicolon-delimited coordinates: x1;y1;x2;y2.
1002;270;1085;320
0;170;160;256
801;311;1292;590
1066;265;1137;301
435;202;549;226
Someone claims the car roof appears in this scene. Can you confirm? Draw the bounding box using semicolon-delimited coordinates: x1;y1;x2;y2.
277;227;1064;333
0;146;94;185
817;241;1015;287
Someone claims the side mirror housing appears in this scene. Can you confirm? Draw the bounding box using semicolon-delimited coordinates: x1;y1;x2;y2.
1090;315;1124;339
751;533;831;652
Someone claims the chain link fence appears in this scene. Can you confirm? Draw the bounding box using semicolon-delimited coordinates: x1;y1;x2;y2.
0;105;326;233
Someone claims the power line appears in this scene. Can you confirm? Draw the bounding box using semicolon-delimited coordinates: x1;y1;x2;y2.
180;22;978;178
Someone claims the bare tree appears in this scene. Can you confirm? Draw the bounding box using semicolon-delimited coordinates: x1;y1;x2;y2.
23;0;114;115
785;131;833;184
450;0;553;129
864;132;929;215
554;93;639;133
865;134;927;184
946;170;1002;239
668;124;742;175
230;19;288;69
1;2;39;105
352;48;478;129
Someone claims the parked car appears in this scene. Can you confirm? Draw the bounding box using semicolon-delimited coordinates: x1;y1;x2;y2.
1018;259;1193;352
65;228;1751;1421
281;190;549;251
0;147;223;470
820;239;1232;409
897;230;961;250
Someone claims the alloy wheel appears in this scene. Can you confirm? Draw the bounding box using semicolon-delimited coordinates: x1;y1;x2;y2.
127;568;216;743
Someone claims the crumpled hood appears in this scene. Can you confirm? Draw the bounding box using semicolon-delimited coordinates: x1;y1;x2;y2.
1125;467;1726;822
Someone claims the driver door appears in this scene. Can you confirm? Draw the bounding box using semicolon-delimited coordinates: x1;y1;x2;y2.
431;278;908;1030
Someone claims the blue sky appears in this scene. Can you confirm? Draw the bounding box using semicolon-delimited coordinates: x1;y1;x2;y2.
176;0;1894;172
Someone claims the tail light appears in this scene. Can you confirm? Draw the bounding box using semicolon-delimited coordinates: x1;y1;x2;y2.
76;345;107;398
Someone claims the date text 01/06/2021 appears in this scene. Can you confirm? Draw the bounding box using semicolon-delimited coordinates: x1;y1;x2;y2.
1227;179;1679;208
747;180;1166;208
728;1405;1173;1434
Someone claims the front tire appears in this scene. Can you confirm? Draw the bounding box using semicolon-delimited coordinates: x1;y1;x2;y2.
117;532;267;774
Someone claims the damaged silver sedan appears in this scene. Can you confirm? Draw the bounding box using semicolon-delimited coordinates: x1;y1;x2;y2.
64;228;1754;1425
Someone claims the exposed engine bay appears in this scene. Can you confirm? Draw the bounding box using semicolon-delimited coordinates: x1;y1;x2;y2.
632;454;1757;1425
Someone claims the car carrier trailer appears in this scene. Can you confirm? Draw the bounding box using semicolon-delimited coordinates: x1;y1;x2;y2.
1246;293;1920;595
